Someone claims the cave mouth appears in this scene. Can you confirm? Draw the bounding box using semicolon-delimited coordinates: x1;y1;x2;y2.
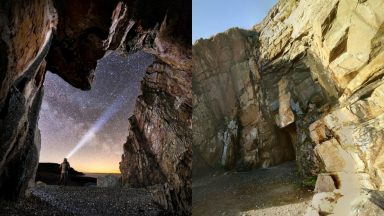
280;123;297;163
37;51;154;183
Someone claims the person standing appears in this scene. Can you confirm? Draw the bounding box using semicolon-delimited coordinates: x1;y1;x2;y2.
59;158;70;186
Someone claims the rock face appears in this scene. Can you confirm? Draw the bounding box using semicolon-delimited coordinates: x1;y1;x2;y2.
0;0;57;200
0;0;191;214
109;1;192;214
193;0;384;214
0;0;117;199
97;175;120;188
46;0;119;90
193;28;324;176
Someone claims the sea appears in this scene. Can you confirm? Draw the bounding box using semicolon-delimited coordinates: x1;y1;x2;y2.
84;173;121;178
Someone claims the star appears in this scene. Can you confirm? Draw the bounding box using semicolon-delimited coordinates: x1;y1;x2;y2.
39;51;154;173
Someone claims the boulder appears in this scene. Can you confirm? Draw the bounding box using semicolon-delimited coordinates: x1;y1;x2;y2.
314;174;336;193
310;192;342;215
97;175;120;188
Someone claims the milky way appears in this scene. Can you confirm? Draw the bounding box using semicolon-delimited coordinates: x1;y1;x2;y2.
39;51;154;173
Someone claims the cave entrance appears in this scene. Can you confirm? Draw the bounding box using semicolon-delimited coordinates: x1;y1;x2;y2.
277;123;297;163
37;51;153;185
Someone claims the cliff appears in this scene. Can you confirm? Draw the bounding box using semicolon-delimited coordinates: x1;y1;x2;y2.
0;0;191;214
105;1;192;214
193;0;384;214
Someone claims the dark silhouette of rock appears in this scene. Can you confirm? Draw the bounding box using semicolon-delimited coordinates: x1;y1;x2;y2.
35;163;96;186
109;1;192;214
37;163;84;176
0;0;191;215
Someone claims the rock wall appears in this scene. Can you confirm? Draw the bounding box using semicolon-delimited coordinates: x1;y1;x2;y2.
193;28;326;177
0;0;118;200
0;0;56;200
193;0;384;214
106;1;192;214
120;60;192;214
0;0;191;214
47;0;118;90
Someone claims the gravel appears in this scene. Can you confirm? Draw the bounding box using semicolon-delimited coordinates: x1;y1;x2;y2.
192;161;313;216
0;186;167;216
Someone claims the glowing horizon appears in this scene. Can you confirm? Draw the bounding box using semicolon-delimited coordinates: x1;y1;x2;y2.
39;52;154;176
39;159;121;174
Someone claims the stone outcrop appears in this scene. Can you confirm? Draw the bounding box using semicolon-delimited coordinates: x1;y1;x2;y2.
0;0;57;200
193;28;324;177
110;1;192;214
0;0;118;199
35;163;97;186
0;0;191;215
193;0;384;214
46;0;119;90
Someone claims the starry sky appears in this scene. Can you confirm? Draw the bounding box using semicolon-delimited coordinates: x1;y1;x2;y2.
39;51;154;173
193;0;277;42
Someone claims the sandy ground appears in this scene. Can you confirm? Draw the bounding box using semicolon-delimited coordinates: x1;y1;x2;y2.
0;186;167;216
192;161;313;216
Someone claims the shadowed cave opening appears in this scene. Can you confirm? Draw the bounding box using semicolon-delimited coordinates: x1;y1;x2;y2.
0;0;192;214
278;123;297;163
37;51;153;183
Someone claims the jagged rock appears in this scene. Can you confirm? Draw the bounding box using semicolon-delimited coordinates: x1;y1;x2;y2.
306;189;384;216
219;120;239;170
354;196;384;216
314;138;355;173
193;28;301;175
276;78;295;128
314;174;336;193
309;192;342;215
0;0;57;200
108;1;192;214
46;0;118;90
0;0;191;215
148;183;184;214
193;27;325;177
193;0;384;215
119;116;165;188
120;59;192;215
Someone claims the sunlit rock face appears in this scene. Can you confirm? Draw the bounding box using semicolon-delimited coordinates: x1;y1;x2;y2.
193;28;324;177
193;0;384;214
0;0;191;214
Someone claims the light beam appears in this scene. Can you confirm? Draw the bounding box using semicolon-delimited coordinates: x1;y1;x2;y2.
65;93;126;159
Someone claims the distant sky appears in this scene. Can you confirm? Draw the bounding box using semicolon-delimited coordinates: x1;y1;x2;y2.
193;0;277;42
39;52;153;173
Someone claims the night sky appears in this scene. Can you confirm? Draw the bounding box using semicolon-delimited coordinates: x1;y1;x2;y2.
39;51;154;173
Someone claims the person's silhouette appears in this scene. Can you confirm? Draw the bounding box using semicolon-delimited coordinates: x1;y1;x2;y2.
59;158;70;186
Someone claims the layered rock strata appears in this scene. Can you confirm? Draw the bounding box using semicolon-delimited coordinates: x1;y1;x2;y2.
193;0;384;214
0;0;191;215
0;0;57;200
108;1;192;214
193;28;325;177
